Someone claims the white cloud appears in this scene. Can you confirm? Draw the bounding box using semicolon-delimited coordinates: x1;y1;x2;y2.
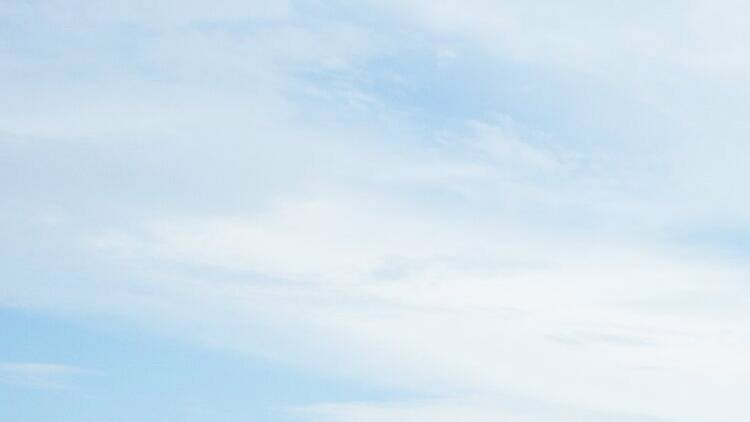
77;185;750;421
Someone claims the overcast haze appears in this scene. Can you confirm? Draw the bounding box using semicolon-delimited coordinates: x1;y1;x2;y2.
3;1;750;421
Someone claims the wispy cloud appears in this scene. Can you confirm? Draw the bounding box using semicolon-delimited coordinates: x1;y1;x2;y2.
0;363;89;390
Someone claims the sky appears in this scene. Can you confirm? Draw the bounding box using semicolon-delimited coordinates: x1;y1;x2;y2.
3;1;750;421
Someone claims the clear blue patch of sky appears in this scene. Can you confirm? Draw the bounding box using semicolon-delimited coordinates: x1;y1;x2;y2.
670;225;750;260
0;307;410;422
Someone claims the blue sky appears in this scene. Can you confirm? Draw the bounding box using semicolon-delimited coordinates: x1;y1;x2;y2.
3;1;750;421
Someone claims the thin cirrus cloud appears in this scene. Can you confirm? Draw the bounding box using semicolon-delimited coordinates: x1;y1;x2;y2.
0;363;89;390
2;1;750;422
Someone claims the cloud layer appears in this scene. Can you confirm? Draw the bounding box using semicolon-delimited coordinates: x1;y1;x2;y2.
3;1;750;421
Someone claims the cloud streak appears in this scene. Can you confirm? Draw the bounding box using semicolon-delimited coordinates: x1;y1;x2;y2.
0;363;89;390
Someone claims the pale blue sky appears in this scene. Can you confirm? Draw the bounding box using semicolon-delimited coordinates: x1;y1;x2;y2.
3;1;750;421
